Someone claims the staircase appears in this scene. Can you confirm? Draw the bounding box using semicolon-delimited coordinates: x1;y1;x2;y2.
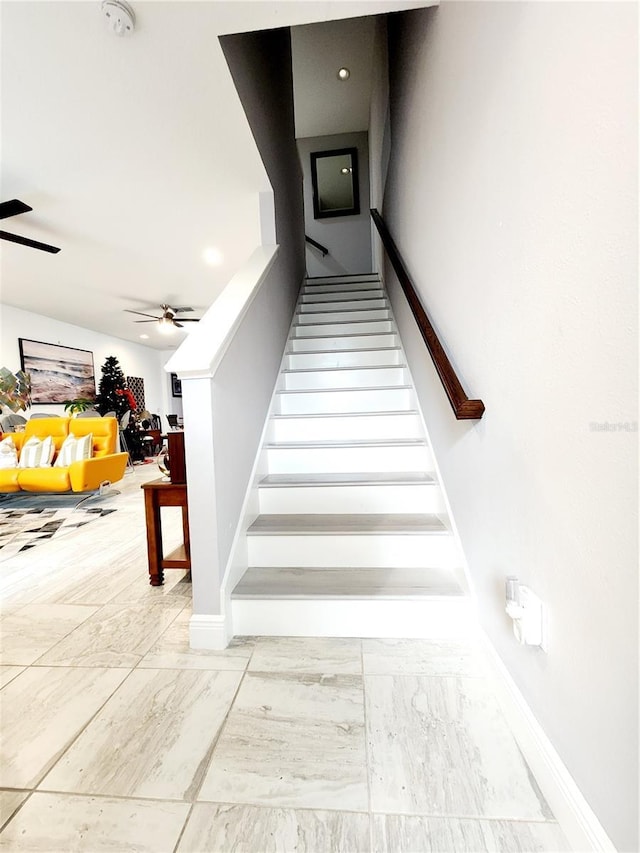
231;274;472;639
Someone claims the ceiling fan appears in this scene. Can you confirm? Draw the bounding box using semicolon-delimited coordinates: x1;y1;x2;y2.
0;199;61;253
125;304;200;333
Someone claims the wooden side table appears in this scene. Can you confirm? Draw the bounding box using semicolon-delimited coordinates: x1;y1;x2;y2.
141;477;190;586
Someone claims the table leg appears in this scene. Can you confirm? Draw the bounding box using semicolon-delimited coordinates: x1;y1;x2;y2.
143;488;164;586
182;504;190;560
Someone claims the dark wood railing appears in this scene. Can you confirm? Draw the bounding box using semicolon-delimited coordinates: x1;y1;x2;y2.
371;208;485;420
305;234;329;257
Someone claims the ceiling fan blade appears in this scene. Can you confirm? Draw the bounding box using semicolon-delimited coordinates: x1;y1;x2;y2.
133;320;159;324
173;320;184;328
0;199;32;220
0;230;60;253
175;318;199;322
124;309;161;319
172;306;194;313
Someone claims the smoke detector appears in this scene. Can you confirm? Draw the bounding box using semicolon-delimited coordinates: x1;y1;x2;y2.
102;0;135;36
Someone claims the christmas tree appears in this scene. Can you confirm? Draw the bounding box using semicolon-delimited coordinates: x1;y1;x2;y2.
95;356;145;461
95;356;130;418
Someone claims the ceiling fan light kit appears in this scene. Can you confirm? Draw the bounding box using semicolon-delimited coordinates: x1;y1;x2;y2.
102;0;135;37
124;304;200;334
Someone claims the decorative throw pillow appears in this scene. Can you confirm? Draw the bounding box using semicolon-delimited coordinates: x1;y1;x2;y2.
0;436;18;469
18;435;55;468
54;433;93;468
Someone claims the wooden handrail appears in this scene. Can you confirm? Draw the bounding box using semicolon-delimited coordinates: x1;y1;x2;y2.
305;234;329;257
371;208;485;420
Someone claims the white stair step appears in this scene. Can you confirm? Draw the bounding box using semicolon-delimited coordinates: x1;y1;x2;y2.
300;289;385;303
269;411;423;442
233;566;463;599
282;365;407;391
258;473;444;514
292;319;394;337
264;439;432;474
302;283;382;295
275;386;414;415
231;596;473;640
294;308;390;324
298;298;388;312
305;274;379;286
288;333;399;352
285;347;403;370
246;513;457;568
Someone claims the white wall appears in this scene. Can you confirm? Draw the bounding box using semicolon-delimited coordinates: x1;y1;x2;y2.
298;131;372;277
384;4;638;850
0;303;170;420
368;15;390;275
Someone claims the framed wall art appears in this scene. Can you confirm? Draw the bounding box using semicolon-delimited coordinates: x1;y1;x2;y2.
170;373;182;398
19;339;96;404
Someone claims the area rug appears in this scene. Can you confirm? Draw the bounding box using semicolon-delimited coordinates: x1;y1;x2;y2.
0;494;118;561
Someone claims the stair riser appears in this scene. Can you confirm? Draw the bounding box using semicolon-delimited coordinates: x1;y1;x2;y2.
285;349;402;369
288;333;399;352
305;276;379;288
247;533;458;569
258;483;445;514
298;299;388;312
282;367;407;391
292;321;394;337
232;599;474;639
295;309;390;324
275;388;414;415
265;445;433;474
269;413;423;442
300;290;385;304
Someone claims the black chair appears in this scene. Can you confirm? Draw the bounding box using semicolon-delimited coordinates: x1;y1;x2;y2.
167;414;179;429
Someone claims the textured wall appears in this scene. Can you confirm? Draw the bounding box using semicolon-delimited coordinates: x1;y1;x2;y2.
383;3;638;849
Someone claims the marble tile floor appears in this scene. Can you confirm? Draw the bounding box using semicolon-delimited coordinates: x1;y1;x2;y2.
0;466;571;852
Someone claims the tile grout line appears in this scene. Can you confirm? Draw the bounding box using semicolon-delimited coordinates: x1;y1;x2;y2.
171;649;256;852
361;639;376;849
31;664;140;794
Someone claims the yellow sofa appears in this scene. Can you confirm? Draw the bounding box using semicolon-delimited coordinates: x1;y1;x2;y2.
0;417;128;493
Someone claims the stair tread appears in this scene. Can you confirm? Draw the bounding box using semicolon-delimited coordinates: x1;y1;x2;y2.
233;567;463;599
301;293;385;304
286;346;401;356
276;385;412;395
297;306;388;315
293;318;392;327
282;364;406;375
260;472;436;487
247;513;448;535
271;410;419;420
264;438;426;449
289;331;397;341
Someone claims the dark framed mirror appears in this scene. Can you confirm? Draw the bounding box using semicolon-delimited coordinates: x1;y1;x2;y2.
310;147;360;219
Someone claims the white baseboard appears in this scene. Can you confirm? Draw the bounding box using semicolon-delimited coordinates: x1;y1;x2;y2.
189;614;230;651
480;632;616;853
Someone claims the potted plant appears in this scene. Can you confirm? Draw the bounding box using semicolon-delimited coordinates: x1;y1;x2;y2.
63;397;95;415
0;367;31;413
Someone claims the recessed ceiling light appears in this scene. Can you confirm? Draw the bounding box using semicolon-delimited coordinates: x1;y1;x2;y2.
203;247;223;266
139;334;149;339
337;67;350;81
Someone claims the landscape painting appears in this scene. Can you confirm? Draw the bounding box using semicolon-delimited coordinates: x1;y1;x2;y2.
19;339;96;404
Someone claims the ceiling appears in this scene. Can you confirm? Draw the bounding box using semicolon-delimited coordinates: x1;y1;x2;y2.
292;17;376;139
1;0;429;350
